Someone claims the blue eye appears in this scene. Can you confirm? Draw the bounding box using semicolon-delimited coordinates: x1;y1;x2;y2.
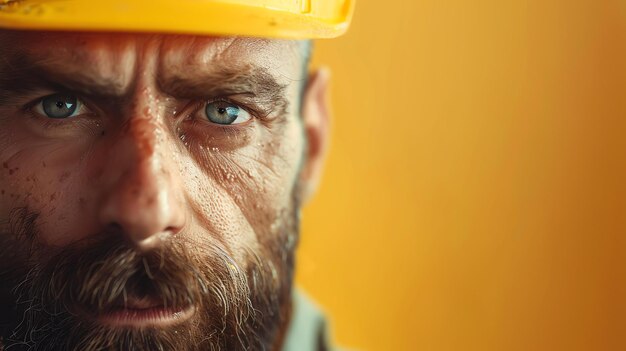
40;94;79;119
205;101;251;125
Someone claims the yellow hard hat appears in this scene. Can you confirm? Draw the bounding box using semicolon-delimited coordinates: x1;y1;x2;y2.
0;0;355;39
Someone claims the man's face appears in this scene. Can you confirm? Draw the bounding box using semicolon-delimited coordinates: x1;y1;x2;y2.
0;31;322;350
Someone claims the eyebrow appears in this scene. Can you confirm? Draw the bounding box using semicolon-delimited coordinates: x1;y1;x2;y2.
0;51;128;100
158;64;289;117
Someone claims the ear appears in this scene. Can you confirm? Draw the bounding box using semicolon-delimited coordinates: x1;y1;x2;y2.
299;67;331;204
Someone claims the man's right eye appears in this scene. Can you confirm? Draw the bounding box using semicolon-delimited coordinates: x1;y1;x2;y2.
35;93;82;119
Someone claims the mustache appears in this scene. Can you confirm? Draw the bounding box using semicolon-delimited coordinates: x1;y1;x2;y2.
22;228;251;318
2;224;258;350
37;235;247;315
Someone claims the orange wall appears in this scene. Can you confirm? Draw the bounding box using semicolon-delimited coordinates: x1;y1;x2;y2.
295;1;626;350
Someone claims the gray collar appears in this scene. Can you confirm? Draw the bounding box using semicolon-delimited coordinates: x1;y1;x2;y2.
281;290;332;351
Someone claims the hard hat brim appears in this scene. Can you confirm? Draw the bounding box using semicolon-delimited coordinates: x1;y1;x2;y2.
0;0;354;39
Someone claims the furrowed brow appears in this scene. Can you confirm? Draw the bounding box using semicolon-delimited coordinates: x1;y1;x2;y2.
159;65;290;117
0;52;128;102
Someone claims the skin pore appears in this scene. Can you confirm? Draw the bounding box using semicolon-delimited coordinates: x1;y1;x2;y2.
0;31;329;350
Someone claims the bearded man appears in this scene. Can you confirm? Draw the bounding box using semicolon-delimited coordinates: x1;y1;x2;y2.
0;0;354;350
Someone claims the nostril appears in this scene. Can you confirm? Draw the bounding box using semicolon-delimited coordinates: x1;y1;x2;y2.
104;222;125;236
164;226;182;236
134;230;175;251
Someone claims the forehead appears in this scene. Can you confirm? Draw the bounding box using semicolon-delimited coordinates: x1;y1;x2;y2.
0;31;303;88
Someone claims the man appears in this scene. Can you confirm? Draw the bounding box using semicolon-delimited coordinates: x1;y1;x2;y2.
0;0;354;350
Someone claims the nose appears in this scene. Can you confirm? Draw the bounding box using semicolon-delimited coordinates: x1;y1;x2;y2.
97;117;186;251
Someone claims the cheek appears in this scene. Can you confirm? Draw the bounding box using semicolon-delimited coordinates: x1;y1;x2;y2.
182;119;303;253
0;124;95;245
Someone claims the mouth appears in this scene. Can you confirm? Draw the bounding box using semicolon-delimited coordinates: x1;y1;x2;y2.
88;296;195;328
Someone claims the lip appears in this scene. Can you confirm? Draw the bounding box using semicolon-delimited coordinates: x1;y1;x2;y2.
90;296;195;328
96;305;195;328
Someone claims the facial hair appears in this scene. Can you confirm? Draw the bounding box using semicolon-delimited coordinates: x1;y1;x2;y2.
0;199;299;351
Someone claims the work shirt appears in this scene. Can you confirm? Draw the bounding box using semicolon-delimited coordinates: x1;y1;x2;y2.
282;291;335;351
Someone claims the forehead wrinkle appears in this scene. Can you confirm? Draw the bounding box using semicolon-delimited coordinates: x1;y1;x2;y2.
158;36;297;82
2;34;136;97
191;36;241;65
157;36;237;77
157;37;288;94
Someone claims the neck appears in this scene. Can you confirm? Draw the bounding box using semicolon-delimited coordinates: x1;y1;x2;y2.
271;295;294;351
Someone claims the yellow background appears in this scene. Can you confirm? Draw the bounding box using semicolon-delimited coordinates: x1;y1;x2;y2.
296;1;626;350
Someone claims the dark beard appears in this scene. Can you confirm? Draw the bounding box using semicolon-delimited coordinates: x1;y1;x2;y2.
0;206;298;351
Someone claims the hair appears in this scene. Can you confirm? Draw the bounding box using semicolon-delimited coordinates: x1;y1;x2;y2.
300;39;314;110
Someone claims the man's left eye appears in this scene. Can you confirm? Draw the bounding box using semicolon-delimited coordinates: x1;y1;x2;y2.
204;101;251;125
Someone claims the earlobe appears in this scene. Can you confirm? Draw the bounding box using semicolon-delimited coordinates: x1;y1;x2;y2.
299;67;331;204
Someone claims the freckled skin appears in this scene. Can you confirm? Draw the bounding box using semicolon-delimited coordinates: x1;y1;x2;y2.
0;33;304;254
